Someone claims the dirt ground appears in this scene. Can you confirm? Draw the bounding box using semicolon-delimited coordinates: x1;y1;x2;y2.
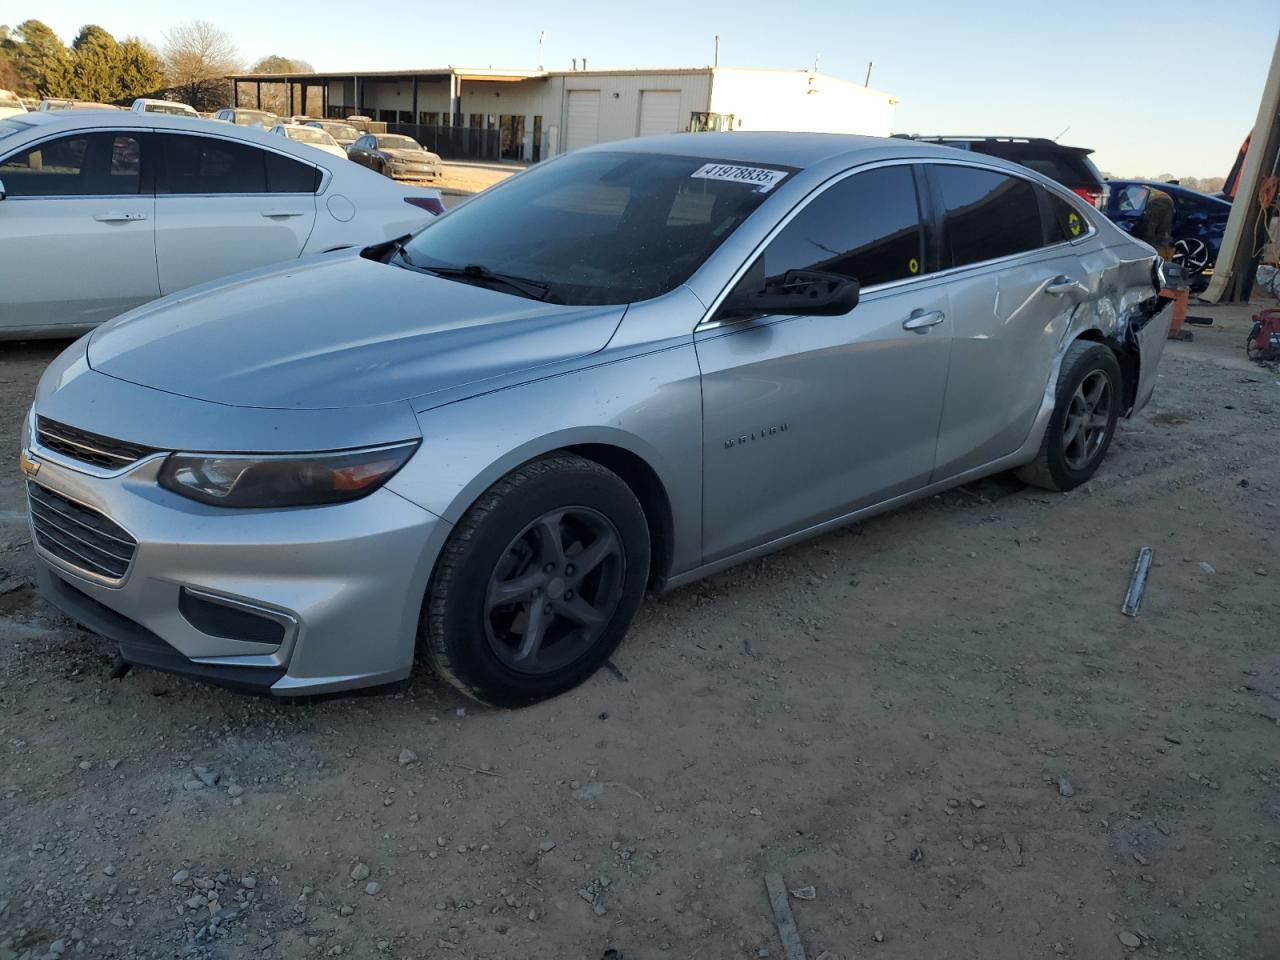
435;162;522;198
1;300;1278;960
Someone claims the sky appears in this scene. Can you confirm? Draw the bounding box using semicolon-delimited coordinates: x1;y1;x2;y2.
23;0;1280;177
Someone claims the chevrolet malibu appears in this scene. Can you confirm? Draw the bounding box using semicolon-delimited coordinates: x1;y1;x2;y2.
24;133;1174;706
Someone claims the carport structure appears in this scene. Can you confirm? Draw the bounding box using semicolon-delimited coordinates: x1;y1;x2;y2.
228;67;547;162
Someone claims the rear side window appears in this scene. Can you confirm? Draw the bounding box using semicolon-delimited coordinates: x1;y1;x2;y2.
1115;184;1150;212
0;133;140;196
1045;191;1089;244
162;135;266;193
265;151;320;192
758;165;924;288
932;165;1042;268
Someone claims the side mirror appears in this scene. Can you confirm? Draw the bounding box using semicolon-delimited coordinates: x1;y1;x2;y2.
718;267;860;321
0;178;6;201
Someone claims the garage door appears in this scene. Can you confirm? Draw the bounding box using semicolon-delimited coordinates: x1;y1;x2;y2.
565;90;601;153
638;90;681;138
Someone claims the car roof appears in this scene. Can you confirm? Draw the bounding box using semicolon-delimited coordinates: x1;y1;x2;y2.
1106;178;1231;205
2;111;345;165
580;131;1053;178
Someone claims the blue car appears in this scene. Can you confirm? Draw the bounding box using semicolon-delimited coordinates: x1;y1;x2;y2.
1103;179;1231;288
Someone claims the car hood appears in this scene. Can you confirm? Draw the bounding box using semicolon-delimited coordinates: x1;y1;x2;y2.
382;148;434;162
87;254;626;410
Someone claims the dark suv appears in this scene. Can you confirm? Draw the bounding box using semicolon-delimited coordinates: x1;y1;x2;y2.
897;136;1106;209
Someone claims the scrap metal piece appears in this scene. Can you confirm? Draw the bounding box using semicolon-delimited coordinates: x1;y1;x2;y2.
764;873;807;960
1122;547;1154;617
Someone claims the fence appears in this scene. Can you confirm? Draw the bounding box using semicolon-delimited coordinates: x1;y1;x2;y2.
385;124;503;162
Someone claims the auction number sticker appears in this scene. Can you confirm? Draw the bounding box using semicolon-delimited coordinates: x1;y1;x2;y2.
691;163;788;193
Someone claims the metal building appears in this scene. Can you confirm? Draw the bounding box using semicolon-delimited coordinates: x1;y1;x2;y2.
228;65;898;163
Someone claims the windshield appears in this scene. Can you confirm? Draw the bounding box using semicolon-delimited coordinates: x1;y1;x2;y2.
236;111;276;126
289;126;332;144
146;103;194;115
400;151;793;305
318;123;359;140
376;136;421;151
0;95;23;110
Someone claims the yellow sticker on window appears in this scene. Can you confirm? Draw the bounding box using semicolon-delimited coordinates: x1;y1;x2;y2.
908;257;920;274
1068;212;1082;237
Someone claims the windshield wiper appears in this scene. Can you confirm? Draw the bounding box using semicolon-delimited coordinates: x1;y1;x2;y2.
418;262;554;302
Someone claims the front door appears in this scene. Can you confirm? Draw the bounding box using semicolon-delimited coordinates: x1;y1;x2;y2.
0;130;157;332
153;133;317;295
696;164;951;563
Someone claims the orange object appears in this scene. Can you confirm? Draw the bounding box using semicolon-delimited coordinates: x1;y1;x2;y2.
1160;287;1190;339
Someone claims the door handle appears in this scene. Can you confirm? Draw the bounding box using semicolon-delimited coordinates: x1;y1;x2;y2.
1045;276;1087;296
93;212;146;222
903;309;946;332
261;209;306;218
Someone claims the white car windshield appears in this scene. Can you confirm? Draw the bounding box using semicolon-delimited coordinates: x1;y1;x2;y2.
317;123;359;140
146;103;193;115
399;151;793;306
289;126;334;145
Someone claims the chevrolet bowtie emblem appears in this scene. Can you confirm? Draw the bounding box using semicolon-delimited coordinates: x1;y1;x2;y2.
19;448;40;478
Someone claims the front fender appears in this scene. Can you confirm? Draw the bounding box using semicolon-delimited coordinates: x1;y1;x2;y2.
383;343;704;576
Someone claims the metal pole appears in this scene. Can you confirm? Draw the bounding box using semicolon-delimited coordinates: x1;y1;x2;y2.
714;35;720;68
232;80;239;108
412;76;419;124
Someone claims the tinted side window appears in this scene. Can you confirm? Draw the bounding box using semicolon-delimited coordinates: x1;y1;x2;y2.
758;165;924;289
265;151;320;193
0;134;140;197
161;135;266;194
1116;184;1149;213
933;166;1042;267
1045;191;1089;244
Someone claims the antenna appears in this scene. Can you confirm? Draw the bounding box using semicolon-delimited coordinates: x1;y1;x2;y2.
813;54;820;73
1054;125;1070;141
714;35;720;68
539;31;545;71
864;61;873;86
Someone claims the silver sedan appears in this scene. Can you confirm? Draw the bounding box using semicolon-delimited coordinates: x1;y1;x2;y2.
24;133;1174;706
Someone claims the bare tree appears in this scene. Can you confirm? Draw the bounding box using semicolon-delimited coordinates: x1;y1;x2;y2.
249;55;314;115
162;20;240;110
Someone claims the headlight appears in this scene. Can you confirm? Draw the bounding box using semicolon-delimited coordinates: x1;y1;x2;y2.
158;441;419;508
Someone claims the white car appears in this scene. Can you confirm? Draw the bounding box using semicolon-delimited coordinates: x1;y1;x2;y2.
130;98;198;117
270;123;348;160
0;111;444;339
0;89;27;120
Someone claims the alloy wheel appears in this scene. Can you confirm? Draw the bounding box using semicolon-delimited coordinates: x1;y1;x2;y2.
483;506;625;675
1062;370;1112;471
1173;237;1210;272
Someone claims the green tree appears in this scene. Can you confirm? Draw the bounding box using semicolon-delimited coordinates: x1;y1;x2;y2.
7;19;72;98
71;24;120;102
115;36;164;101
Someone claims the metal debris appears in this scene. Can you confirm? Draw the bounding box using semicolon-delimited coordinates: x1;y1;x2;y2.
1121;547;1153;617
764;873;806;960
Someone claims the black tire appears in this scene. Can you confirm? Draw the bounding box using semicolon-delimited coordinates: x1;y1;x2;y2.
1018;341;1122;491
422;454;650;707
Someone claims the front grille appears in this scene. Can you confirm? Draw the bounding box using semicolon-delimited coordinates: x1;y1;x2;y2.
27;482;138;581
37;417;157;470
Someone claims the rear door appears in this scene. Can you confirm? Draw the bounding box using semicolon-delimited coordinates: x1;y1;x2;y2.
153;132;319;294
0;130;157;332
929;163;1094;477
696;163;951;562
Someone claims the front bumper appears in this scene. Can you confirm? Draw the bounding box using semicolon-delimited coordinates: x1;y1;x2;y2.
388;162;442;181
27;447;450;696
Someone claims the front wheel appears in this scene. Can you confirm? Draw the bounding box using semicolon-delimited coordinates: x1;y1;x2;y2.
422;454;650;707
1018;341;1122;491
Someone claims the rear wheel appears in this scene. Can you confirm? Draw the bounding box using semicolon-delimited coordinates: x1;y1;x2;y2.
1018;341;1122;491
422;454;649;707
